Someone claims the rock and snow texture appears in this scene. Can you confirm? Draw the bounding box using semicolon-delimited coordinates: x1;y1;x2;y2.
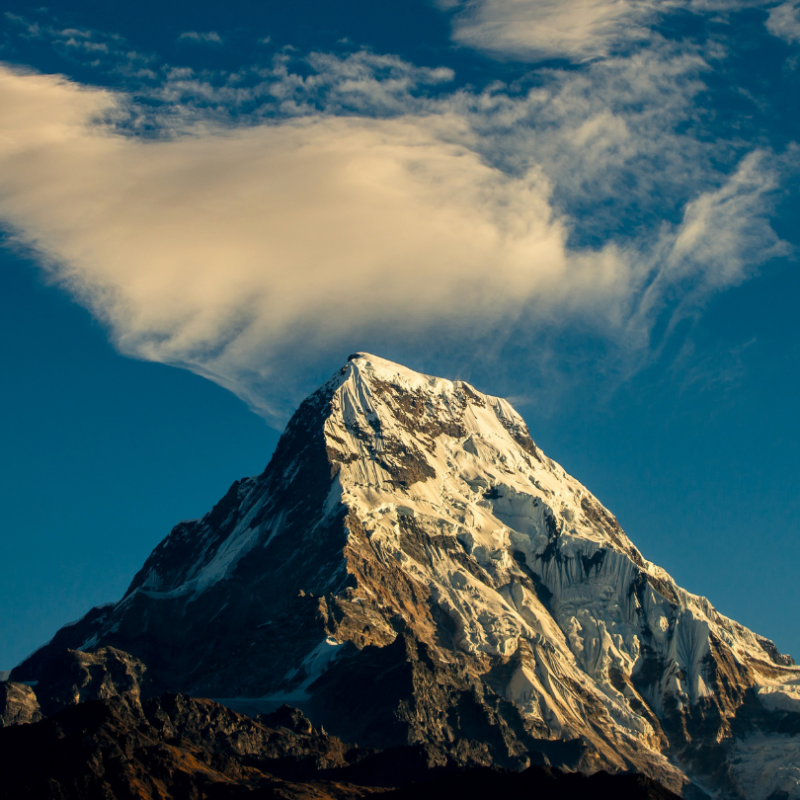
12;354;800;799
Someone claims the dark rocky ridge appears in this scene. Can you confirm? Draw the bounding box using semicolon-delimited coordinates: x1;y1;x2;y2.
0;692;364;800
0;690;682;800
381;766;684;800
1;647;146;728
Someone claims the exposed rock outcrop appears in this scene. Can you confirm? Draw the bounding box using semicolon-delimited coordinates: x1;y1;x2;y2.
0;680;42;727
2;646;147;726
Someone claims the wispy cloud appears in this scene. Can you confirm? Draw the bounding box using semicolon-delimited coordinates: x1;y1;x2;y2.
766;2;800;44
3;12;156;78
452;46;714;242
149;50;455;122
0;61;786;418
178;31;223;45
629;150;789;346
446;0;655;62
443;0;779;62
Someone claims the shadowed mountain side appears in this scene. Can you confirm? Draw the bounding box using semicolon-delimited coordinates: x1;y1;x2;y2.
0;693;366;800
0;692;682;800
380;767;684;800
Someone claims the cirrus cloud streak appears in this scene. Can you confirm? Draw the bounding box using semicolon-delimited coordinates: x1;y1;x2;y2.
444;0;781;62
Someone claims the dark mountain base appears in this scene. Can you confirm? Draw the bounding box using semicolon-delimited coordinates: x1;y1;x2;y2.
381;768;684;800
0;691;682;800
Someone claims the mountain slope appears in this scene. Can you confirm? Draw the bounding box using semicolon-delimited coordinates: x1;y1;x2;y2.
13;354;800;799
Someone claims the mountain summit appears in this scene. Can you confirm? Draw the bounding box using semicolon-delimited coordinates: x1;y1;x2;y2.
13;354;800;798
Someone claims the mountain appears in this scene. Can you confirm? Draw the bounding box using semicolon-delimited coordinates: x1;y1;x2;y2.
10;353;800;799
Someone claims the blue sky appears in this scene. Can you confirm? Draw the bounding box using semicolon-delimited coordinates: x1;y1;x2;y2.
1;0;799;669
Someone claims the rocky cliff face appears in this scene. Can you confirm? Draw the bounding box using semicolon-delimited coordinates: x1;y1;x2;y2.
0;680;42;727
11;354;800;799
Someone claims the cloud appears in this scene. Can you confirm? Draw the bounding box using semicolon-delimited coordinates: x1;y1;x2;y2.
447;0;655;62
766;2;800;44
629;150;789;342
444;0;777;62
0;66;579;413
3;12;156;78
0;63;785;419
178;31;223;45
148;50;455;123
451;47;714;242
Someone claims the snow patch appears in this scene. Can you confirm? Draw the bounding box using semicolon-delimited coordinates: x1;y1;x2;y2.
271;637;346;702
77;633;100;652
730;734;800;800
758;685;800;714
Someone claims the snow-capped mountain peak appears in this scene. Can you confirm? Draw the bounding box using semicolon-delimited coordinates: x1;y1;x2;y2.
13;354;800;800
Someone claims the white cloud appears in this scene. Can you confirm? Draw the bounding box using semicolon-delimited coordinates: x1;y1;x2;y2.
450;47;713;238
0;66;579;415
665;151;786;287
630;150;789;341
155;50;455;120
178;31;223;45
3;12;157;78
447;0;655;61
766;2;800;44
0;60;786;418
444;0;778;62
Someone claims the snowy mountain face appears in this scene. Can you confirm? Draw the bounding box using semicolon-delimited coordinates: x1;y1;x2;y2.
14;354;800;799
